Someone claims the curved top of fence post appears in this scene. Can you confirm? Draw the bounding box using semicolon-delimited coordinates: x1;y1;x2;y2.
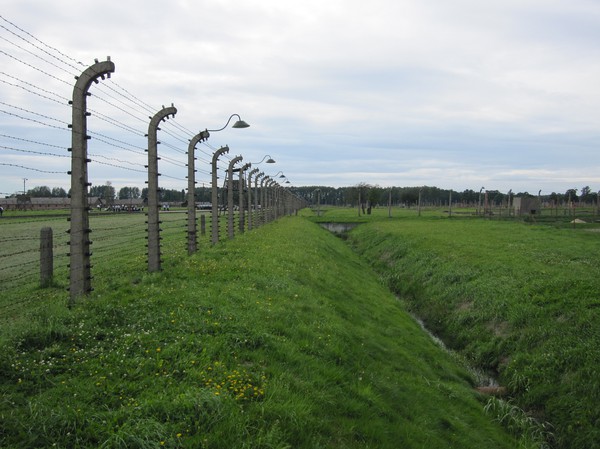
148;105;177;133
212;146;229;164
228;155;243;172
73;58;115;96
188;131;208;153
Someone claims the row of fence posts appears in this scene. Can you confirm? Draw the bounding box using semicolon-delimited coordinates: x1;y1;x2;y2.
63;58;306;305
28;170;302;292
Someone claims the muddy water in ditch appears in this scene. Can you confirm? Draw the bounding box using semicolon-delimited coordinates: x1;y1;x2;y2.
318;222;361;237
411;315;502;391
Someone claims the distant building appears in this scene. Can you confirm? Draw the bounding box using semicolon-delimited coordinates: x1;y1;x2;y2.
513;196;541;216
0;196;102;211
196;202;212;210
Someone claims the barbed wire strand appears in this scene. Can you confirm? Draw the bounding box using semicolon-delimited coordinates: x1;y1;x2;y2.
0;15;85;69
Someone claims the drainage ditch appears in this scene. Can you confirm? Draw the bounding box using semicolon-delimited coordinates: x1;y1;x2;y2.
319;220;504;394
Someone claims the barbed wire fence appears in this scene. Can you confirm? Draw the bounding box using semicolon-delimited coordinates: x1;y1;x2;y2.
0;16;217;304
0;15;302;310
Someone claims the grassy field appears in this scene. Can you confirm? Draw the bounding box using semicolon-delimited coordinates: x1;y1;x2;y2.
316;206;600;449
0;211;525;448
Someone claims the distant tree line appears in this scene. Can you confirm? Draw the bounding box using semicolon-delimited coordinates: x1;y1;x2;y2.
291;184;600;207
21;186;68;198
11;183;600;207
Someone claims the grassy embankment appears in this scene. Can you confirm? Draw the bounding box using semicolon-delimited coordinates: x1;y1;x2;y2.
0;212;520;448
321;206;600;449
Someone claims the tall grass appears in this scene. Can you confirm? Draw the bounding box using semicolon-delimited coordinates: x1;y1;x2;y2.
0;214;520;448
339;207;600;449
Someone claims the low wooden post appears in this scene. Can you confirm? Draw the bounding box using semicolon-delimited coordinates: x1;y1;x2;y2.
200;214;206;236
40;227;53;287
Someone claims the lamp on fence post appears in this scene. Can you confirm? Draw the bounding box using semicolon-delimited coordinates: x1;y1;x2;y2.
68;57;115;304
211;146;229;245
187;114;250;254
252;155;276;165
247;168;259;230
205;114;249;133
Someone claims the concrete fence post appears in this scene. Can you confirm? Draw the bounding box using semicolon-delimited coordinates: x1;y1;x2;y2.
247;168;259;230
238;163;251;233
68;57;115;304
227;156;243;240
254;172;265;228
274;182;279;221
274;181;280;221
186;131;209;255
211;146;229;245
260;176;270;226
146;105;177;272
271;183;277;221
277;184;283;218
267;179;276;223
40;227;53;287
200;214;206;235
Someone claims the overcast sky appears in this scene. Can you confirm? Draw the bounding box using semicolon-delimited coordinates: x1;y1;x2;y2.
2;0;600;196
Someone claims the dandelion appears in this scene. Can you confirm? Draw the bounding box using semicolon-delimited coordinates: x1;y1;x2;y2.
156;347;161;353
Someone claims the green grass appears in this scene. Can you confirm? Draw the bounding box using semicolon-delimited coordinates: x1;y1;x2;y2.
0;212;520;448
324;207;600;449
